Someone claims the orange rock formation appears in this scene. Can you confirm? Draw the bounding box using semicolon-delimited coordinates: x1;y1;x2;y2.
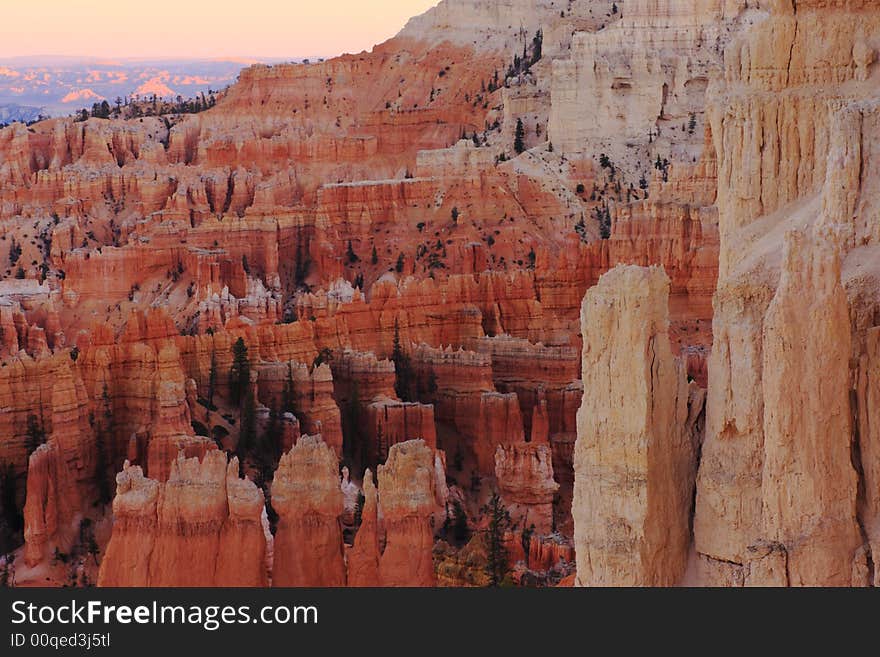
97;452;267;587
20;0;875;590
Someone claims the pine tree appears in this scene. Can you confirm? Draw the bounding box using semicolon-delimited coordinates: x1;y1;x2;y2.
375;423;385;464
371;245;378;265
392;320;413;402
0;553;14;587
8;237;21;266
80;518;100;566
514;118;526;154
0;462;23;553
346;240;359;264
482;492;511;587
452;446;464;472
282;365;295;414
521;523;535;557
238;387;257;456
294;239;312;289
395;253;405;273
207;349;217;410
25;414;46;457
452;500;469;544
256;405;281;487
229;338;250;407
343;383;363;466
354;491;366;527
531;30;543;65
94;385;113;506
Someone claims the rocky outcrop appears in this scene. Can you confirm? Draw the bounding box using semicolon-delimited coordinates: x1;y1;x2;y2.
410;343;525;474
271;435;345;586
257;359;344;457
757;227;861;585
378;440;445;587
347;469;380;587
364;397;437;466
216;462;270;587
289;365;344;457
330;349;437;466
96;462;159;587
23;363;96;566
494;442;558;535
97;452;266;587
527;534;574;573
470;335;580;442
550;0;722;168
693;0;880;587
573;265;696;586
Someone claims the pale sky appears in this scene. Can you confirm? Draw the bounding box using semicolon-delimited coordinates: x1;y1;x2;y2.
0;0;440;59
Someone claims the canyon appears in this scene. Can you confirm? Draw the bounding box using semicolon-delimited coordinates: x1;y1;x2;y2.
0;0;877;588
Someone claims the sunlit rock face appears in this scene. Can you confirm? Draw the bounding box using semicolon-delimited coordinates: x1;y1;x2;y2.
271;435;346;587
378;440;446;587
97;452;266;587
693;0;880;586
573;265;696;586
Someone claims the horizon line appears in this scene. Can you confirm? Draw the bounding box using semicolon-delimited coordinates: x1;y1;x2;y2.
0;54;336;63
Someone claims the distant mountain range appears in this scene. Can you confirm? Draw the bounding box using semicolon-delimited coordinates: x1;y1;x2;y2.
0;56;311;120
0;103;45;124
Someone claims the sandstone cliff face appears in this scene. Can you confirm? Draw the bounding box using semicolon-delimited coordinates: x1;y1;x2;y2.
574;265;695;586
758;227;861;585
147;452;233;587
528;534;574;574
471;335;580;440
858;327;880;586
271;435;346;587
410;343;526;474
692;0;880;586
97;452;266;587
215;461;270;587
330;348;437;466
550;0;722;170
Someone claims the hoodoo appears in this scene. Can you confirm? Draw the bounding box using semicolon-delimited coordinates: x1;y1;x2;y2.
378;440;445;587
271;435;346;587
97;452;266;587
573;265;696;586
